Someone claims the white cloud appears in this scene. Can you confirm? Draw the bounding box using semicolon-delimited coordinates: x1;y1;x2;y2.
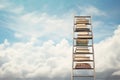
1;25;120;79
79;5;106;16
0;38;72;78
6;12;73;41
95;25;120;74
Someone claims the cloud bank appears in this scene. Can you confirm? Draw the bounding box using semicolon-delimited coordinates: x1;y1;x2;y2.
0;38;71;79
0;25;120;80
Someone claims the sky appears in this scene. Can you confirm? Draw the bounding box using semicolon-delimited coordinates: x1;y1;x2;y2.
0;0;120;80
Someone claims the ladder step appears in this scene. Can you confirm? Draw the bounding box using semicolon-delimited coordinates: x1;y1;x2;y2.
73;68;94;69
74;48;93;54
74;16;91;18
74;23;91;25
74;45;92;47
77;36;92;39
73;60;94;62
74;55;90;58
73;75;94;77
74;38;92;41
74;52;93;54
73;56;93;61
74;37;92;39
74;29;91;32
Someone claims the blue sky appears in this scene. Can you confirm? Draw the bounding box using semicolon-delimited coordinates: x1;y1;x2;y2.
0;0;120;80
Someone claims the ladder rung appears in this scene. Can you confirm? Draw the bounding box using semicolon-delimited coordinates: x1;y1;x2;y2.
73;52;93;54
74;23;91;25
74;16;91;18
73;75;94;77
74;29;91;32
74;45;92;47
77;37;92;39
74;38;92;40
74;37;92;39
75;27;90;29
74;56;90;58
74;52;93;53
73;68;94;69
73;60;94;62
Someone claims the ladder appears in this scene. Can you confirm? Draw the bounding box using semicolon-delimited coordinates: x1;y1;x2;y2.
72;16;95;80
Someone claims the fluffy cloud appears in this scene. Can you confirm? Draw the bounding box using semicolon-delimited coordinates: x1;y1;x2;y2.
0;38;72;79
1;25;120;80
95;25;120;76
